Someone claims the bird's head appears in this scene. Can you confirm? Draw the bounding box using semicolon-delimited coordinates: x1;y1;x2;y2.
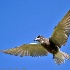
34;35;44;43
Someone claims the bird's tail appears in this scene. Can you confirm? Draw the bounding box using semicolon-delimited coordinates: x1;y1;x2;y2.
54;51;70;65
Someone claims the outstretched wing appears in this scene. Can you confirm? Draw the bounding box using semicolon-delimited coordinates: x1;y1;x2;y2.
0;44;48;57
50;10;70;48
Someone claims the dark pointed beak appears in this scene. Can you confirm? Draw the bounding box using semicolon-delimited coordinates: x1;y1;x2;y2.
34;38;37;41
34;39;36;41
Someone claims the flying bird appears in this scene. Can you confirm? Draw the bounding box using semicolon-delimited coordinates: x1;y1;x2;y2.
0;10;70;65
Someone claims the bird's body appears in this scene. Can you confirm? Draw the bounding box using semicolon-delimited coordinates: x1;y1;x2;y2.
0;10;70;65
36;36;59;54
41;39;58;54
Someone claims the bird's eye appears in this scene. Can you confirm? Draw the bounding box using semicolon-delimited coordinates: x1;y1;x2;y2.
37;35;41;38
37;36;40;38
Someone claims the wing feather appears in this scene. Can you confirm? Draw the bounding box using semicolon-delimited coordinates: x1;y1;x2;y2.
50;10;70;47
0;44;48;57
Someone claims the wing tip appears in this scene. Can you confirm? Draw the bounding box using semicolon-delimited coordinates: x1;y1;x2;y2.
0;50;4;52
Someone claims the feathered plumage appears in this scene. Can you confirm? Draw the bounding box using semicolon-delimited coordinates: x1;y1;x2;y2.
0;10;70;65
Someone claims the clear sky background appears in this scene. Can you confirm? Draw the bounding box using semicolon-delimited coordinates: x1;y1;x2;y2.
0;0;70;70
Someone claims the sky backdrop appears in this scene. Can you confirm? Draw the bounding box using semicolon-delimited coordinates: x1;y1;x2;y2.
0;0;70;70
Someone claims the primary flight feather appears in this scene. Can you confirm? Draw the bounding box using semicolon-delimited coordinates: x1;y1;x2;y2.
0;10;70;65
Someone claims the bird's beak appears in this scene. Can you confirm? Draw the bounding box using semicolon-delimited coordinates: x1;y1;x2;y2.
34;39;37;41
34;38;38;41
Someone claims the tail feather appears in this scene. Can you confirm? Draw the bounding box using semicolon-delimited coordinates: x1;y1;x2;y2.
54;56;64;64
54;51;70;65
63;52;70;60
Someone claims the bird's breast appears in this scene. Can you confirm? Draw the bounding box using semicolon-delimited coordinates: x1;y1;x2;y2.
41;42;59;54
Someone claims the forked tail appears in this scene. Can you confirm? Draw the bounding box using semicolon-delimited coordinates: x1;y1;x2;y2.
54;51;70;65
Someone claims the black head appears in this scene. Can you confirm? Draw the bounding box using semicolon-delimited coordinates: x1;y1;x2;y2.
34;35;44;41
34;35;50;45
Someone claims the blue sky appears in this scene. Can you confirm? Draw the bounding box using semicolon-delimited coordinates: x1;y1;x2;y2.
0;0;70;70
